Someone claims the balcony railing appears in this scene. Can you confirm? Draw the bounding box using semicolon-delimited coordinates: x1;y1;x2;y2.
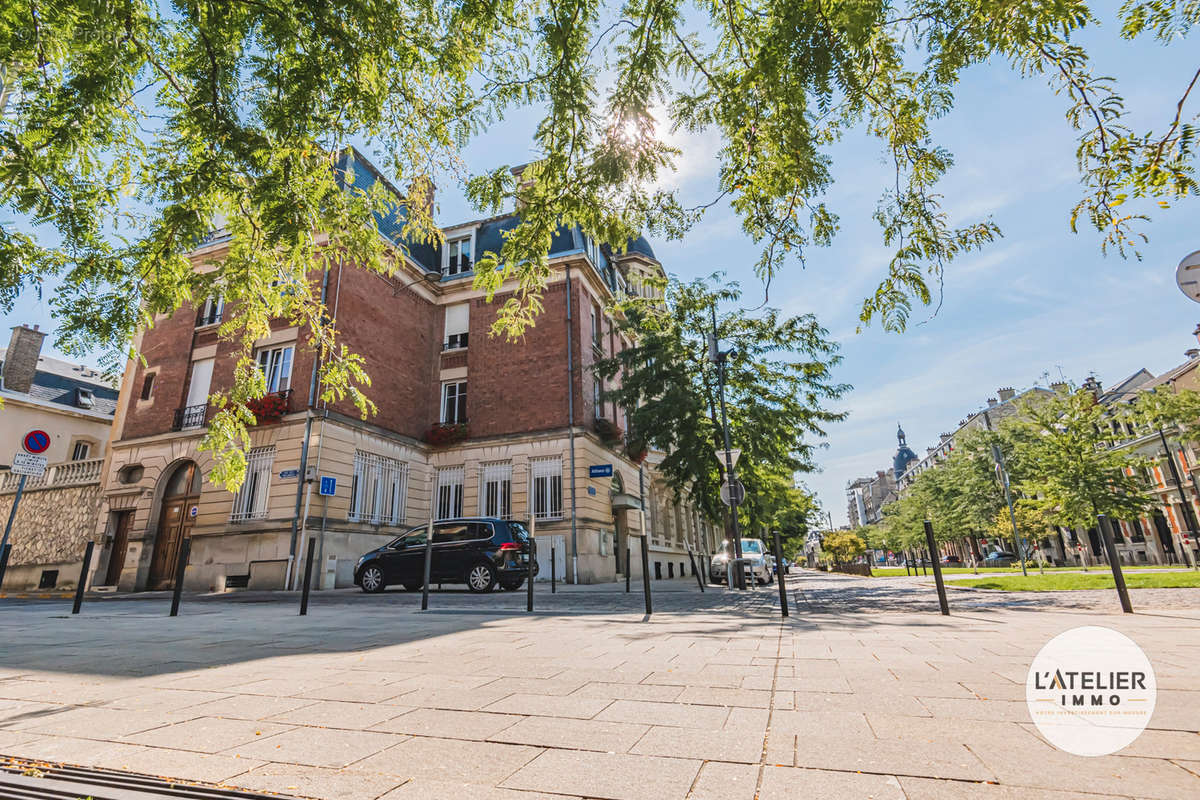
173;404;208;431
1;458;104;492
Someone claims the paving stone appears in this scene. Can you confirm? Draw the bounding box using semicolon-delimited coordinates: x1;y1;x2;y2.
229;763;402;800
266;700;404;730
570;681;684;702
184;695;316;721
758;765;905;800
492;716;649;753
225;726;403;768
595;699;730;729
794;735;995;781
898;776;1125;799
482;693;611;719
370;708;522;740
379;779;579;800
631;724;763;763
124;716;292;753
686;762;759;800
675;686;775;708
92;745;263;783
17;707;168;739
355;736;542;784
500;749;701;800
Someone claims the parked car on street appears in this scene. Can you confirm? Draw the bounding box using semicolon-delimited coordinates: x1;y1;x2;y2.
940;555;962;566
982;550;1018;567
710;538;774;585
354;518;537;594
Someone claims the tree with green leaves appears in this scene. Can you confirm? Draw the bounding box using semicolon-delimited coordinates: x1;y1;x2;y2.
595;274;846;531
1118;386;1200;443
4;1;1196;486
821;530;866;567
1008;389;1149;530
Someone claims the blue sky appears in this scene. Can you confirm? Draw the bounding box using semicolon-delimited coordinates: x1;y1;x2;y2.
4;12;1196;526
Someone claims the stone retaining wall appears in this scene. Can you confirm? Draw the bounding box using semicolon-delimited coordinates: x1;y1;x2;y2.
0;481;102;590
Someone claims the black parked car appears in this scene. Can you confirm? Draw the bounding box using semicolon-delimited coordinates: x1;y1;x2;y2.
354;517;538;594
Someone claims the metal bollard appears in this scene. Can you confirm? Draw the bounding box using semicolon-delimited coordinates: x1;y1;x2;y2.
169;538;191;617
551;545;556;594
300;537;316;616
0;542;11;591
640;535;652;616
923;521;950;616
625;547;631;593
421;528;433;611
687;550;704;592
526;536;534;612
1098;514;1133;613
772;530;788;618
72;541;95;615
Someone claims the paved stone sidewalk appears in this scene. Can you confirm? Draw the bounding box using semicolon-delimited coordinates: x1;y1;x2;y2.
0;573;1197;799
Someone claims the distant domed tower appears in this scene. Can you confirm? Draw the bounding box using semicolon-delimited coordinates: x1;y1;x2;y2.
894;423;918;479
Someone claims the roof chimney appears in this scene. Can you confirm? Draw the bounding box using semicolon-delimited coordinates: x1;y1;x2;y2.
1081;375;1102;398
997;387;1015;402
2;325;47;394
987;397;998;407
1050;381;1069;394
1187;348;1200;360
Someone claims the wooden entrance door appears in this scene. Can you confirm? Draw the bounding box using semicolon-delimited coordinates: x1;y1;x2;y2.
148;462;200;590
104;510;133;586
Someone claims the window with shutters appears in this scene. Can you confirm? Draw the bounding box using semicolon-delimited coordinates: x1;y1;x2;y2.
479;461;512;519
230;447;275;521
531;456;563;520
436;466;464;519
443;303;469;350
348;451;408;525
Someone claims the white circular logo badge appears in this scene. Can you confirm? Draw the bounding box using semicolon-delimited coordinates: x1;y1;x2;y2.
1026;626;1156;756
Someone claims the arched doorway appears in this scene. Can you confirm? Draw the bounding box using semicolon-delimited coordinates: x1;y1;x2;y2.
148;461;201;589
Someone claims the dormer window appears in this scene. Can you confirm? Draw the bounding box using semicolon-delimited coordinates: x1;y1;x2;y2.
445;237;472;276
75;387;95;409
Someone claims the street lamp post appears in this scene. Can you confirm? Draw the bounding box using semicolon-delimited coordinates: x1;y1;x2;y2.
710;305;745;590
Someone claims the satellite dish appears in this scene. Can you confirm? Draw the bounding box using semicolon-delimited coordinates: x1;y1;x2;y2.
1176;249;1200;304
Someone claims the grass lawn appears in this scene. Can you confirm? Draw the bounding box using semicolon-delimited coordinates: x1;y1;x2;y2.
949;572;1200;591
871;565;1189;578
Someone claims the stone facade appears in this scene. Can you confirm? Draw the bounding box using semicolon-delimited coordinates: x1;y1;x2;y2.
0;460;104;590
95;151;718;591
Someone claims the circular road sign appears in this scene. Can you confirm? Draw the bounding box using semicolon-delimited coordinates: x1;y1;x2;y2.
719;479;746;506
1175;249;1200;304
22;430;51;454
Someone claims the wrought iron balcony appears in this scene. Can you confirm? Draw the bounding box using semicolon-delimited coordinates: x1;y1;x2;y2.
173;404;208;431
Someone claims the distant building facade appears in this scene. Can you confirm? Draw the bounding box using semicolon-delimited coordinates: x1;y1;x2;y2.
846;468;896;528
0;325;119;589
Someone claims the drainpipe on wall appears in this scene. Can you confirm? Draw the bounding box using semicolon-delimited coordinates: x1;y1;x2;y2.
286;259;334;588
565;262;579;582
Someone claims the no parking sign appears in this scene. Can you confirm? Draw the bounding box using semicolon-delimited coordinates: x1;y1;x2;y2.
22;430;50;454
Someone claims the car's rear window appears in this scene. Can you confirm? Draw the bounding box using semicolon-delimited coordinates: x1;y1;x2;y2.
507;521;530;543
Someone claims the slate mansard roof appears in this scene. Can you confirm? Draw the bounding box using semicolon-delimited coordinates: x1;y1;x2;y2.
0;348;119;417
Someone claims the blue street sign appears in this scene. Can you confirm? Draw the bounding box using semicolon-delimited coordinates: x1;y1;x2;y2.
587;487;597;496
319;476;337;496
589;464;613;478
278;468;300;480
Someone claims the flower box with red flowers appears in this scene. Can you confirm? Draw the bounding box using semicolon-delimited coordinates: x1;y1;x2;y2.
246;391;290;424
426;422;469;446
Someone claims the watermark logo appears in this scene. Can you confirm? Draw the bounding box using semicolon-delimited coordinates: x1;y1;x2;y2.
1026;626;1156;756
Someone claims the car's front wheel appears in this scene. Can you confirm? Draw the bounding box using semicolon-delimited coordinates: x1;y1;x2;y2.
466;562;497;593
359;565;386;593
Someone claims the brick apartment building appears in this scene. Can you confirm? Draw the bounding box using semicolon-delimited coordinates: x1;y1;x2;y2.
90;150;720;591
